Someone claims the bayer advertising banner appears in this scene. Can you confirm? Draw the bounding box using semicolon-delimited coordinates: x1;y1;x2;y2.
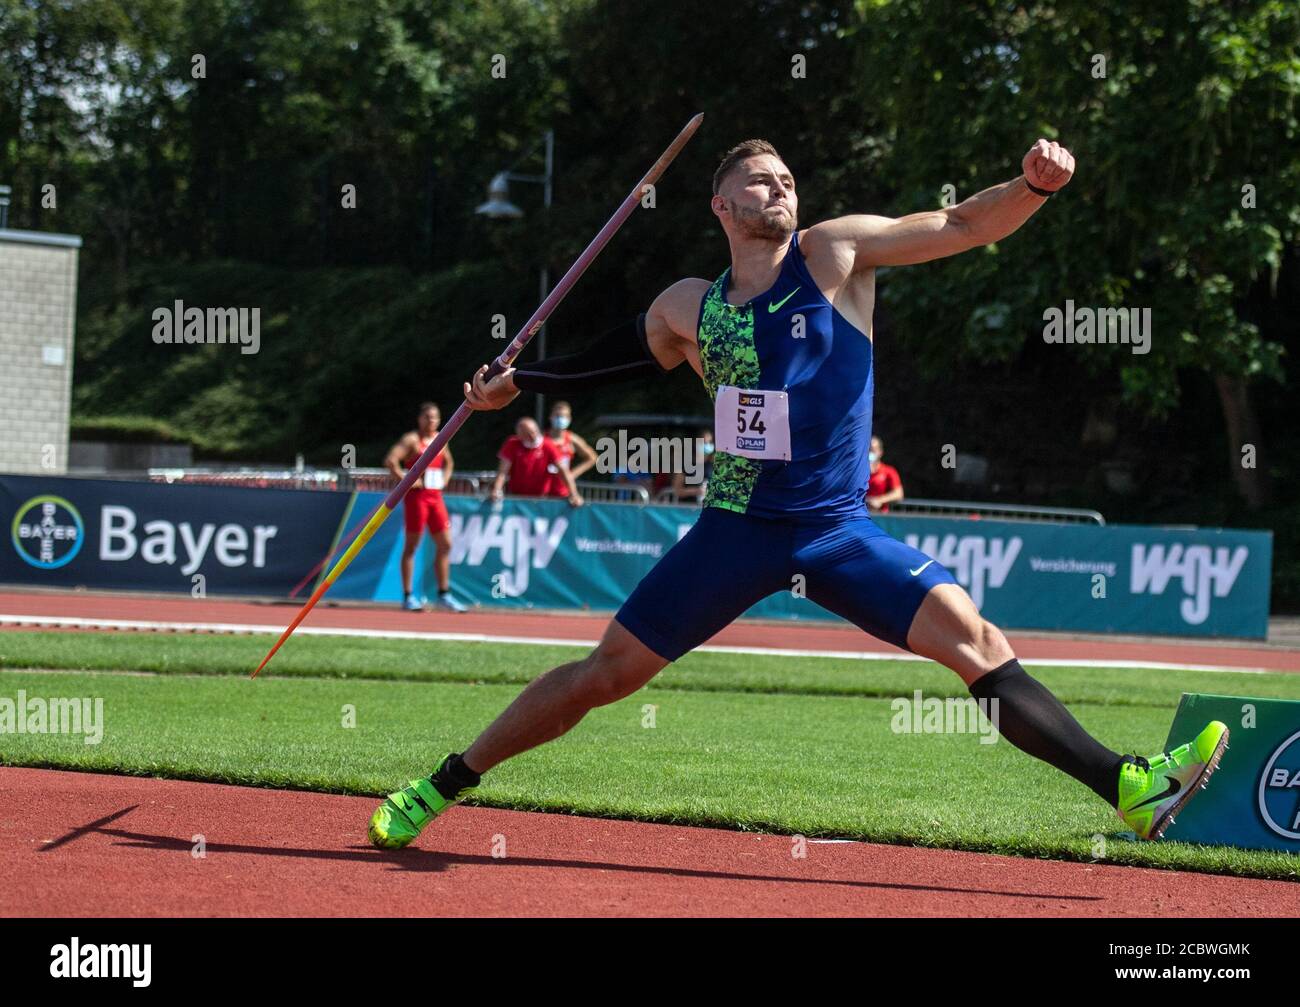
0;475;1272;639
0;474;349;596
328;492;1272;640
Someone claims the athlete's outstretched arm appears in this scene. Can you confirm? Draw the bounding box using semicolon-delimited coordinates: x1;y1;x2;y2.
463;279;701;410
815;139;1075;270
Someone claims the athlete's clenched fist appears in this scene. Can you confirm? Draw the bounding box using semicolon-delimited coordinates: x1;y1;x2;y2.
1022;138;1075;193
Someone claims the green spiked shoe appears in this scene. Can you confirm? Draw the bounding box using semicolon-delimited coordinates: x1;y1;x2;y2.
368;755;476;850
1117;721;1229;840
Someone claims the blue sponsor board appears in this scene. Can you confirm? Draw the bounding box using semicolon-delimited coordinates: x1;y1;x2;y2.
0;474;349;595
1162;694;1300;853
0;474;1273;638
330;495;1271;639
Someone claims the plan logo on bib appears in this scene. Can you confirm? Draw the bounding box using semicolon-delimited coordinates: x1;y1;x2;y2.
11;495;84;570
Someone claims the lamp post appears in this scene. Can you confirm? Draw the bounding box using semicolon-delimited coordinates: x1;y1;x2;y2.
475;130;554;425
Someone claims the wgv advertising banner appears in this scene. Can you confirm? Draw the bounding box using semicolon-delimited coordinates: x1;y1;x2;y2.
329;492;690;611
878;517;1272;640
0;474;350;596
329;493;1272;640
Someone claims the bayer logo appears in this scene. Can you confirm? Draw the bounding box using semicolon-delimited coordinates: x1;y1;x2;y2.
11;495;84;570
1258;730;1300;840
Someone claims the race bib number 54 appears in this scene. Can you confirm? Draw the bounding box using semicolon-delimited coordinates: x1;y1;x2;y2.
714;385;791;461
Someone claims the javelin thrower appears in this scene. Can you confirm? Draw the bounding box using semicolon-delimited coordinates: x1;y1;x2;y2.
368;137;1228;850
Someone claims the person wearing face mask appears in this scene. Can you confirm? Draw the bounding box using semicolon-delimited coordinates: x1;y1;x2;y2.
544;401;598;499
492;416;584;506
865;435;904;513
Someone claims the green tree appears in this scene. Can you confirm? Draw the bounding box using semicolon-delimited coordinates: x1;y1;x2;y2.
852;0;1299;510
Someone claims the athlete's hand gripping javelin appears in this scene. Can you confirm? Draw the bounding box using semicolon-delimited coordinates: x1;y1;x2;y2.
463;364;521;411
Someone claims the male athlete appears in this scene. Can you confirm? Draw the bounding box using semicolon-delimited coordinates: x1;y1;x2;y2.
369;138;1227;849
384;402;467;612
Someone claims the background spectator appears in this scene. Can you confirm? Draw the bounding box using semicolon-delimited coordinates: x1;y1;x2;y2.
866;435;904;513
670;428;714;504
493;417;583;506
383;402;465;612
544;401;598;499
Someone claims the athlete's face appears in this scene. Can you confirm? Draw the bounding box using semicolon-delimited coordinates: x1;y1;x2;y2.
418;407;440;435
714;155;798;240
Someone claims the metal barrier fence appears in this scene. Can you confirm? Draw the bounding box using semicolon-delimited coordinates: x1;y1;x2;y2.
146;466;483;496
142;466;651;504
136;468;1100;522
888;497;1105;525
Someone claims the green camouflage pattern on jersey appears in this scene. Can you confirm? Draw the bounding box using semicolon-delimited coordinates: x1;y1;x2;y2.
697;269;763;514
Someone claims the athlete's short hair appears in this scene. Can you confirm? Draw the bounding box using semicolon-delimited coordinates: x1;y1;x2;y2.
418;401;439;415
712;139;784;195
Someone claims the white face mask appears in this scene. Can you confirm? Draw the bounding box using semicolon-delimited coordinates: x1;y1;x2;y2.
551;415;571;431
869;452;879;465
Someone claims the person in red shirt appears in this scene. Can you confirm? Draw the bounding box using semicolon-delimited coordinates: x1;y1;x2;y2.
492;417;584;505
385;402;466;612
543;401;598;498
865;435;904;513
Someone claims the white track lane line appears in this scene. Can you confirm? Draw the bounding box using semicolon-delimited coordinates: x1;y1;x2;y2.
0;613;1280;674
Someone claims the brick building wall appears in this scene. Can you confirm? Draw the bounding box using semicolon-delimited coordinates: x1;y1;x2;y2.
0;229;81;475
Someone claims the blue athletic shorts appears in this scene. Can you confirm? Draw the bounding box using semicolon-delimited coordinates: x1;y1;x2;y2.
614;506;957;662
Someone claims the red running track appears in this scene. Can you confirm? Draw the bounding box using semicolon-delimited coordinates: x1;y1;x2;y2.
3;768;1296;918
1;589;1297;672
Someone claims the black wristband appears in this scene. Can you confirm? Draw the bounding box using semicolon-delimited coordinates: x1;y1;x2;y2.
512;313;668;395
1024;178;1054;198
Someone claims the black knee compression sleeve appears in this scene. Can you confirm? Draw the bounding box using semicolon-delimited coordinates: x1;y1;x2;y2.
511;314;668;394
970;659;1126;805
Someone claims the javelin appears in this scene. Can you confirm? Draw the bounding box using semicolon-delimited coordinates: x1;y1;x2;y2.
251;112;705;678
287;496;382;598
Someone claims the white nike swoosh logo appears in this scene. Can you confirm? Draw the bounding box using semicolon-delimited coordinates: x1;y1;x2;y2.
909;560;936;577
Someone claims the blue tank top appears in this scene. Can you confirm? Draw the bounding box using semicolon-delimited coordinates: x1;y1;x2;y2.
695;231;873;521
